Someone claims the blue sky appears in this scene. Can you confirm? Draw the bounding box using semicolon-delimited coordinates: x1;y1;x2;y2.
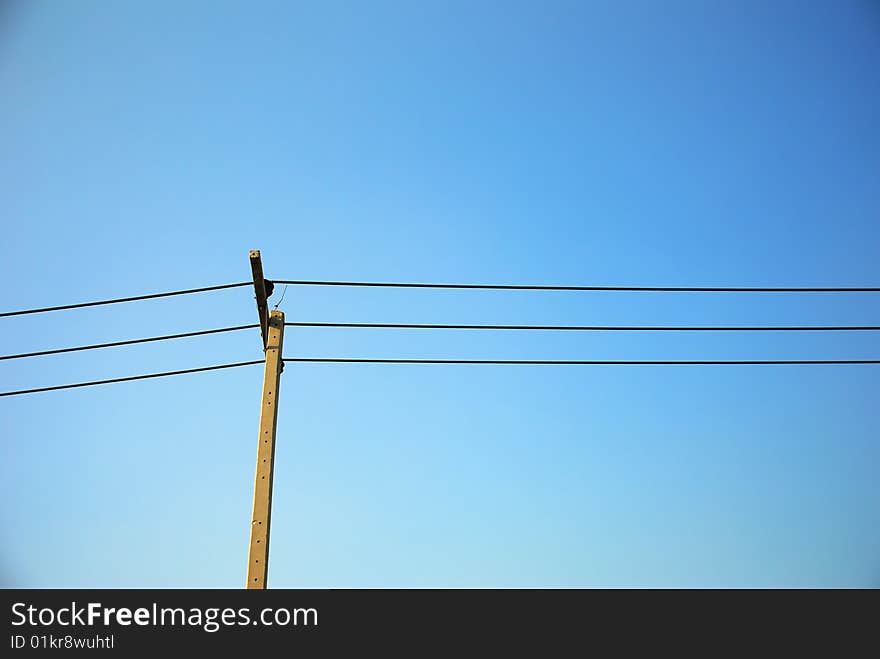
1;1;878;587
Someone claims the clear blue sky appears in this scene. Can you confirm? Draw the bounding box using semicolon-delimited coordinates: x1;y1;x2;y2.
1;1;878;587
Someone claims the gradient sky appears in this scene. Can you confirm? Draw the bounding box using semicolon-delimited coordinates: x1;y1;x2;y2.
1;1;878;587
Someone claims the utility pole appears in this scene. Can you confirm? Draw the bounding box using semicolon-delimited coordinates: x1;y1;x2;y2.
247;250;284;589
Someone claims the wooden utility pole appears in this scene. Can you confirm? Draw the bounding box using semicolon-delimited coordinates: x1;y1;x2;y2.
247;251;284;589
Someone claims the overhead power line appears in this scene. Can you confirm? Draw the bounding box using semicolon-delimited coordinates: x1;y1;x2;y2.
283;358;880;365
0;360;264;397
5;319;876;364
0;282;251;318
0;324;259;361
274;280;880;293
7;355;876;398
5;319;876;363
286;322;880;332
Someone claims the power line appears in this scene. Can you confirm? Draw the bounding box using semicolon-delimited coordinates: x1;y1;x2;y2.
0;282;251;318
282;358;880;365
274;280;880;293
5;277;875;318
6;319;875;363
0;324;259;361
8;355;874;397
0;360;264;397
285;322;880;332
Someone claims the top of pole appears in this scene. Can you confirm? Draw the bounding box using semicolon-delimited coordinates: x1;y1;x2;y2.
249;250;270;350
